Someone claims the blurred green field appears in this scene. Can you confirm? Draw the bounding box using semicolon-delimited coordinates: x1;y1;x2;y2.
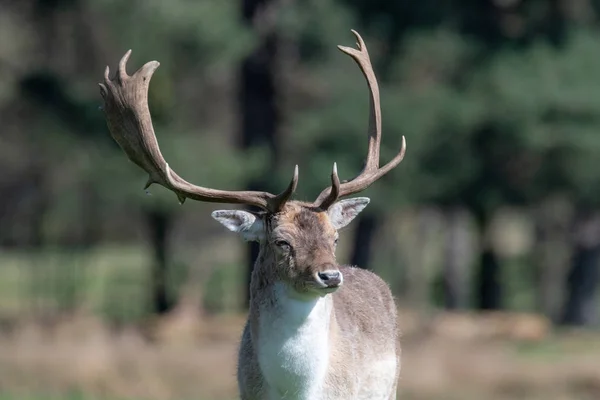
0;244;246;323
0;235;561;325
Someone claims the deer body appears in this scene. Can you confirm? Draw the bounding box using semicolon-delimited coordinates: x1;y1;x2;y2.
221;202;400;400
100;30;405;400
242;267;400;400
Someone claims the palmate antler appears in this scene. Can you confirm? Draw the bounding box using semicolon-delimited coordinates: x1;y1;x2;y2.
98;30;405;213
314;30;407;210
98;50;297;212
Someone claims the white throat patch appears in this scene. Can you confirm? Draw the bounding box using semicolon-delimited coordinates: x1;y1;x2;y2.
257;283;332;399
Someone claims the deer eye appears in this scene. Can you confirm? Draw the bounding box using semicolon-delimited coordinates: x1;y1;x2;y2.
334;238;339;246
275;239;291;249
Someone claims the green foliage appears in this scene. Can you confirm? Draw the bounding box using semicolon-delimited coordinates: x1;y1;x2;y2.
202;261;245;314
89;0;253;68
466;28;600;205
3;0;600;324
9;0;600;215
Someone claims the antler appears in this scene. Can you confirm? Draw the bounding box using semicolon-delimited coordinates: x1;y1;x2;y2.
314;30;406;210
98;50;297;212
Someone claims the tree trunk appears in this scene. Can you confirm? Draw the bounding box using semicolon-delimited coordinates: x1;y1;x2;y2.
28;169;48;249
533;197;571;322
350;213;379;269
472;209;502;310
28;169;49;316
442;207;472;309
561;212;600;326
404;208;442;310
465;122;505;311
238;0;280;308
146;209;173;315
477;248;502;310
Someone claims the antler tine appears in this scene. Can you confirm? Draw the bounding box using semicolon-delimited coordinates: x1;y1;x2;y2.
99;50;297;212
268;164;299;212
314;30;407;209
319;163;341;210
339;30;381;171
118;49;132;82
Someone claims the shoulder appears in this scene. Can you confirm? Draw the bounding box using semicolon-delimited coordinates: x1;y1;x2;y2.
339;265;391;292
335;265;396;312
332;265;398;337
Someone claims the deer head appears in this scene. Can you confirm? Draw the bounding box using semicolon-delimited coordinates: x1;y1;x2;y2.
211;198;371;295
99;30;406;297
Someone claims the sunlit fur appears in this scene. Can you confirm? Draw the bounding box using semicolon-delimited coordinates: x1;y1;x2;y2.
214;200;400;400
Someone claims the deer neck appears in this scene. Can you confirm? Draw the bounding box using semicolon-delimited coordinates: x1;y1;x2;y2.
248;245;334;307
249;246;335;399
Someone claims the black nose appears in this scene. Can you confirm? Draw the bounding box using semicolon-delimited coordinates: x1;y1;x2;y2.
318;270;342;287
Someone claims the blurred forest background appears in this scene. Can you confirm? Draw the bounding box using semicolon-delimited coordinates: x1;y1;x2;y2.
1;0;600;399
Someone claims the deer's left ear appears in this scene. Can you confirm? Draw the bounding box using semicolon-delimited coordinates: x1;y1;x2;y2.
327;197;370;230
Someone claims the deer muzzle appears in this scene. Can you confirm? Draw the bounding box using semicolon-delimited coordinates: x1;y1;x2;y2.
314;264;343;292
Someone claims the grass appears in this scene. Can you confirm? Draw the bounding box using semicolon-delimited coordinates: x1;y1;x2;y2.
0;246;148;317
1;246;600;400
0;395;235;400
0;310;597;400
0;244;245;323
0;393;133;400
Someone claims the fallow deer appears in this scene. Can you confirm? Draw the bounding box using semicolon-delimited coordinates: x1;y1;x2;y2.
99;30;406;400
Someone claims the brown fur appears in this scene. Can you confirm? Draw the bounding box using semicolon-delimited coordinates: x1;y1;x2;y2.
237;201;400;400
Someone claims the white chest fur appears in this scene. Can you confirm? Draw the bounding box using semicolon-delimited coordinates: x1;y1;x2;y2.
256;283;332;399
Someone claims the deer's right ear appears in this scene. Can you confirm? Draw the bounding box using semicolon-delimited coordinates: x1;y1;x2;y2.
211;210;265;242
